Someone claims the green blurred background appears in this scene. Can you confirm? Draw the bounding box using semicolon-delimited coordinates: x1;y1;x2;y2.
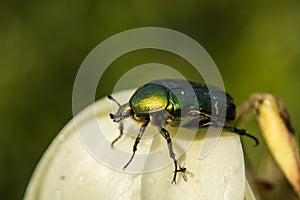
1;0;300;199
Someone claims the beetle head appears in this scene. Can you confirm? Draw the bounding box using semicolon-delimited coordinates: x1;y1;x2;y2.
109;103;132;123
108;95;132;123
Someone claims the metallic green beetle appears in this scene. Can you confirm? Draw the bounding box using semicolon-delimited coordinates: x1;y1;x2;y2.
108;79;258;183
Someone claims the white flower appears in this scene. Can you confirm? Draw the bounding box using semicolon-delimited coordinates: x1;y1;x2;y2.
25;90;256;200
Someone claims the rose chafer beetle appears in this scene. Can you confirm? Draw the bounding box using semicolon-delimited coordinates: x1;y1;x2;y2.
108;79;258;183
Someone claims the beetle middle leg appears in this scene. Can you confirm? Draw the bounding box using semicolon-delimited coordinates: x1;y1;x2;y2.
159;127;178;184
123;119;150;170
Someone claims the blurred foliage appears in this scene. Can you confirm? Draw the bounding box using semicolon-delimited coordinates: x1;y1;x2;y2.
0;0;300;199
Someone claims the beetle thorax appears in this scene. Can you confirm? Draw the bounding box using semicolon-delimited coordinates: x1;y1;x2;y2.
129;83;169;114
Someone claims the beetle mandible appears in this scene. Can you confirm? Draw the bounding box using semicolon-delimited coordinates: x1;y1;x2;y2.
108;79;258;183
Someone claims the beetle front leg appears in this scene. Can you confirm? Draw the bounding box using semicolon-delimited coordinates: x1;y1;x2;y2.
159;127;178;184
123;119;150;170
111;123;124;148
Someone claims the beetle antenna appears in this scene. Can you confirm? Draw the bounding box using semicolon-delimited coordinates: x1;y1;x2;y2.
107;95;121;107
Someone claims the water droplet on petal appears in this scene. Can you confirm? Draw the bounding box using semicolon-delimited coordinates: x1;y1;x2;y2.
79;175;85;182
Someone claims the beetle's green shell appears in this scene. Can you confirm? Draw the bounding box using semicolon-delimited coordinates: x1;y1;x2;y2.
151;79;236;120
129;79;236;127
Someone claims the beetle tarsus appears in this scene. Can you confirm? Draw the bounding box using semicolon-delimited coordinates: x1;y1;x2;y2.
123;152;135;170
199;121;259;145
223;125;259;146
172;160;178;184
171;163;178;184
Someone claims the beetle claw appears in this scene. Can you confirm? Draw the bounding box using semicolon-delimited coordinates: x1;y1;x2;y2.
109;113;114;119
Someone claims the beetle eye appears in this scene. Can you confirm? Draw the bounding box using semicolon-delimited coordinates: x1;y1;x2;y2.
109;113;114;119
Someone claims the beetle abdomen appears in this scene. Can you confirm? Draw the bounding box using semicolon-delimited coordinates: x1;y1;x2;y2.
151;79;236;122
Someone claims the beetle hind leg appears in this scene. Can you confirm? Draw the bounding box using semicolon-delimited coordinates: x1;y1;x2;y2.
159;127;178;184
201;122;259;146
223;125;259;146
